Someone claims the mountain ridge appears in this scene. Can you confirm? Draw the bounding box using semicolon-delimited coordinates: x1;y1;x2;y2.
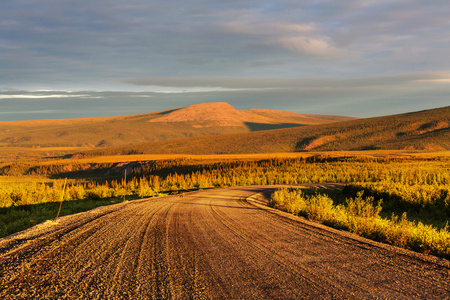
77;106;450;156
0;102;354;148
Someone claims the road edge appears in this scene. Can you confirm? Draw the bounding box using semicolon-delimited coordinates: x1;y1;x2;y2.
245;186;450;268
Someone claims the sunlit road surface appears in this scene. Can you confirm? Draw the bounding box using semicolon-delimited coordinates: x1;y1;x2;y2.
1;185;449;299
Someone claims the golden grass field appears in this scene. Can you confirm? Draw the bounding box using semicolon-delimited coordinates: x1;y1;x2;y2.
38;150;450;165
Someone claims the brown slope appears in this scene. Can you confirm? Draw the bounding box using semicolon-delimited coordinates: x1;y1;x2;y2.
80;106;450;156
148;102;355;126
0;102;354;148
248;108;355;124
148;102;274;126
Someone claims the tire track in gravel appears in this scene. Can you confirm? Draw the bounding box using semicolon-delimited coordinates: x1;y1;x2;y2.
0;204;131;292
0;185;449;299
0;204;127;286
206;195;354;298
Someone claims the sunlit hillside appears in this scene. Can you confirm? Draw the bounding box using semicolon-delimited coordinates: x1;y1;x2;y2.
0;102;354;149
79;106;450;156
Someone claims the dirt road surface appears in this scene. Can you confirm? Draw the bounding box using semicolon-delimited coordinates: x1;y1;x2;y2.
1;185;449;299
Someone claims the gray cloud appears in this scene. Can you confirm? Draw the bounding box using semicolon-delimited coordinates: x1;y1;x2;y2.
2;71;449;121
1;81;448;121
122;72;450;89
1;0;450;119
3;0;450;83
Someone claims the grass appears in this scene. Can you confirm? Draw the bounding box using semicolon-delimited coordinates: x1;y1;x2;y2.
43;152;317;165
270;188;450;258
0;195;144;238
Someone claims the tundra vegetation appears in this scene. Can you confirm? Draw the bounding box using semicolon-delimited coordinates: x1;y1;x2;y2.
75;106;450;156
1;153;449;258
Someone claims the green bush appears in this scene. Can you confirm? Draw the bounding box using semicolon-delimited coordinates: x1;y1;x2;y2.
270;188;450;258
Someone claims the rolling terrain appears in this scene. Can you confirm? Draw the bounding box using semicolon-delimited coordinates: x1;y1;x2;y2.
2;105;450;299
80;106;450;156
1;186;449;299
0;102;353;148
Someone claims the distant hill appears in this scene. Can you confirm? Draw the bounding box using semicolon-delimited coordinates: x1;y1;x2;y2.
78;106;450;156
0;102;354;148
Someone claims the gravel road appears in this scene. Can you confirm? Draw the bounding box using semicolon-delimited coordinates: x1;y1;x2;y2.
0;184;449;299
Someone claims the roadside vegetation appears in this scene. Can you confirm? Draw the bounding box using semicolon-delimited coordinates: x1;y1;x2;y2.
1;153;450;259
270;188;450;258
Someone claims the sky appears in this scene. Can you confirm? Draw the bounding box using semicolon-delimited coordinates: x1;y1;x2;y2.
1;0;450;121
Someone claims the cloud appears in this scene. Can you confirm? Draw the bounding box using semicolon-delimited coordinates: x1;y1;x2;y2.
2;0;450;93
277;36;341;57
416;78;450;83
0;90;111;100
122;72;450;90
0;110;60;115
2;71;450;121
222;19;317;36
413;72;450;83
5;71;448;97
220;18;342;58
128;86;257;94
0;94;87;99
